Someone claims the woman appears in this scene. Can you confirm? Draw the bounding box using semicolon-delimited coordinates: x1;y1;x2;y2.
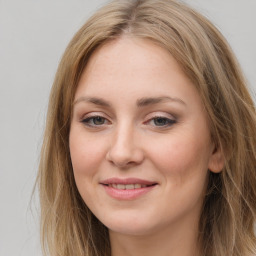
37;0;256;255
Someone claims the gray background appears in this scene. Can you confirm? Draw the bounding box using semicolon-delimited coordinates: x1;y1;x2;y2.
0;1;255;255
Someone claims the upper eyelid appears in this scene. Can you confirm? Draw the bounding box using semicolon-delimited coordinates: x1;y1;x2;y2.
145;111;176;120
79;111;177;122
81;112;175;119
80;112;110;120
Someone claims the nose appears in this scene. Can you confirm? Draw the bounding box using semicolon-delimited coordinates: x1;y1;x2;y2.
106;124;144;168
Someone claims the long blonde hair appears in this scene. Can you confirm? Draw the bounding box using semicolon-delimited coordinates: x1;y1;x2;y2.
37;0;256;255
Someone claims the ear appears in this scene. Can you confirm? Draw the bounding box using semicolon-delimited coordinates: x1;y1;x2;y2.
208;144;225;173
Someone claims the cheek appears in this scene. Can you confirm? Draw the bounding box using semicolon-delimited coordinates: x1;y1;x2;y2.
148;131;211;180
69;128;107;179
69;129;107;207
148;133;211;216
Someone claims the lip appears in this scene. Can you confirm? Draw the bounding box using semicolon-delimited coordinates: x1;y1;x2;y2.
100;177;158;200
100;177;157;185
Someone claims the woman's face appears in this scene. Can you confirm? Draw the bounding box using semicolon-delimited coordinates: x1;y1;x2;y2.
69;37;222;236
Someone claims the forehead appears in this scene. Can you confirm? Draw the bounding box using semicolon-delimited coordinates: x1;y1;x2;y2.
75;37;196;100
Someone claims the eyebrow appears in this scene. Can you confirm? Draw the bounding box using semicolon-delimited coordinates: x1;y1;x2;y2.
136;96;186;107
73;97;111;107
73;96;186;107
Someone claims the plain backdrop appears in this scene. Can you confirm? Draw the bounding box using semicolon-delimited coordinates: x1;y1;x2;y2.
0;1;255;255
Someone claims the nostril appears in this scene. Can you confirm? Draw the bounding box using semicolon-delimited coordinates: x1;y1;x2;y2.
106;144;145;168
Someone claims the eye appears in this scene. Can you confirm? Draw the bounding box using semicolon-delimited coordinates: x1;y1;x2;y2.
146;116;176;128
81;115;109;127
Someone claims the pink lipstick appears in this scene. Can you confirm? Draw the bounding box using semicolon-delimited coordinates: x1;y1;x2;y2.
100;178;158;200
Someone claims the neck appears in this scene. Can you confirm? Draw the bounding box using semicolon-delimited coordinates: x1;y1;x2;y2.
109;216;201;256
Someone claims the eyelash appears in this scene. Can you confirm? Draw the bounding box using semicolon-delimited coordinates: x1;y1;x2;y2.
81;116;110;127
145;116;176;127
81;115;176;129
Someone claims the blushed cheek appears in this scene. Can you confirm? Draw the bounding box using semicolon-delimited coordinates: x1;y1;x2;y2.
151;138;208;179
69;134;106;178
69;139;98;200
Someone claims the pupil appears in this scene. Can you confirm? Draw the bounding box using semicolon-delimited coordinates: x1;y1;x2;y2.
94;116;104;125
154;117;167;126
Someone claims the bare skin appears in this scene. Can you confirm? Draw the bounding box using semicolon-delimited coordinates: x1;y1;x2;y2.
69;36;224;256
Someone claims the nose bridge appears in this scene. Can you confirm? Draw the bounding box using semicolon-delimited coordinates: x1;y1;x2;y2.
106;121;144;167
115;121;133;146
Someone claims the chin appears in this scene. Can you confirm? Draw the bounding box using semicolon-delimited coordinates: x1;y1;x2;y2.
108;223;155;237
97;212;160;236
